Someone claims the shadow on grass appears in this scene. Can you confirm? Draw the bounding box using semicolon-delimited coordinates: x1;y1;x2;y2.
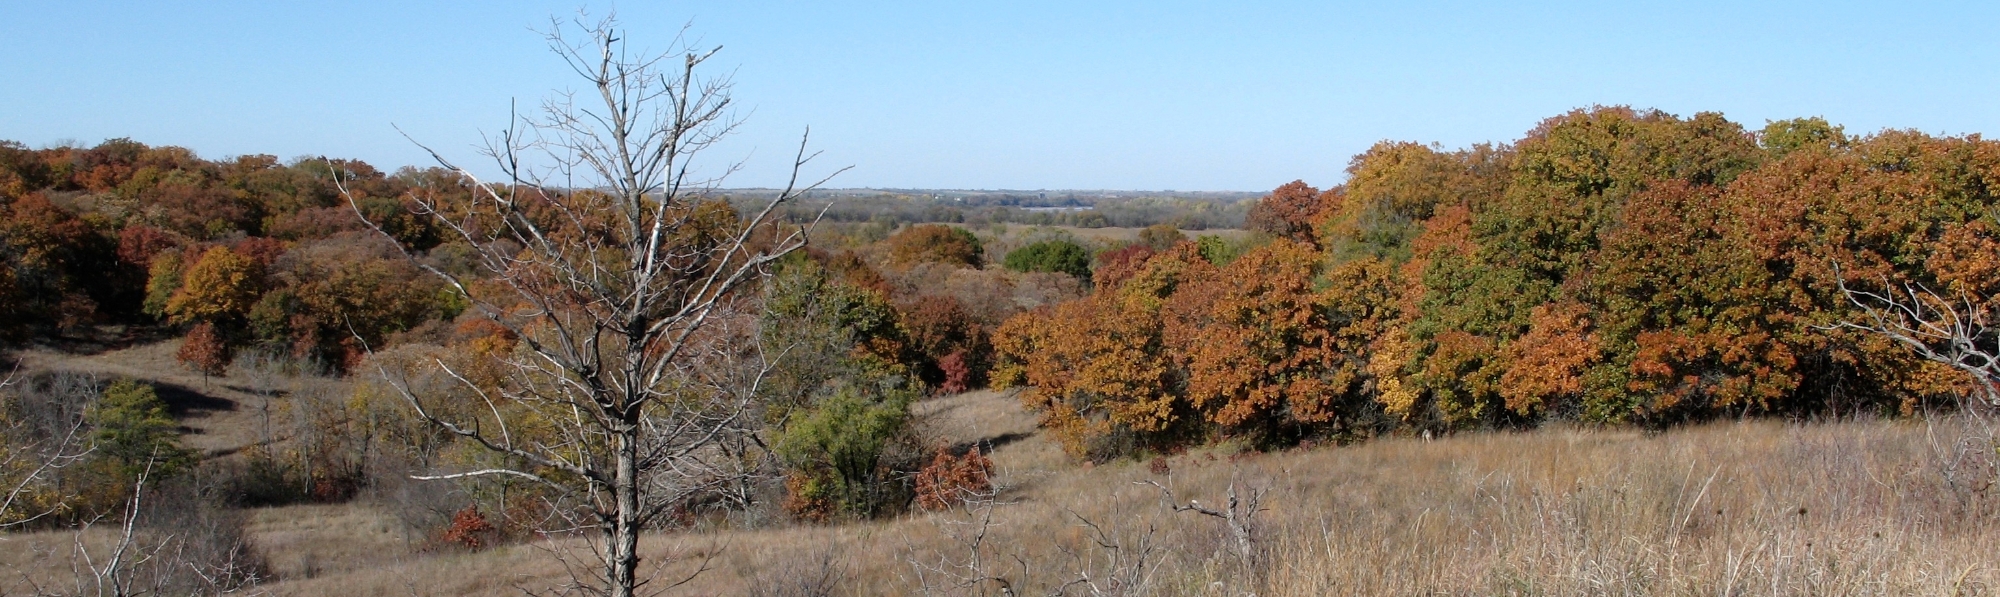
153;379;238;421
952;431;1031;457
27;324;179;356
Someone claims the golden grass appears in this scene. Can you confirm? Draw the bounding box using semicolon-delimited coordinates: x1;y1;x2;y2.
246;503;413;581
14;340;274;454
235;393;2000;595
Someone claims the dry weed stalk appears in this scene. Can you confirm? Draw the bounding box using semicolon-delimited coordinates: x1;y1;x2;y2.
904;477;1172;597
15;459;265;597
1139;475;1267;582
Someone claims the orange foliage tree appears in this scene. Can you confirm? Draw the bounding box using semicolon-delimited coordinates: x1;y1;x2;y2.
997;107;2000;456
1243;180;1333;246
886;224;984;268
1163;240;1390;436
164;245;260;326
177;321;230;378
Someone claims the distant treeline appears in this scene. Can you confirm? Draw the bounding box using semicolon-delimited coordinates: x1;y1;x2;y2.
730;190;1256;230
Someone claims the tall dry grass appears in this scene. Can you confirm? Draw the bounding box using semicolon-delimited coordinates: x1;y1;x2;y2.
7;371;1994;595
233;395;2000;596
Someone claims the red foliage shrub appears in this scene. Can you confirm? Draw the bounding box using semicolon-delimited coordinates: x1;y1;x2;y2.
230;236;288;268
784;472;836;524
1244;180;1334;245
914;447;994;511
1091;244;1156;292
176;322;230;377
938;351;971;395
439;504;498;550
900;294;991;392
116;225;178;267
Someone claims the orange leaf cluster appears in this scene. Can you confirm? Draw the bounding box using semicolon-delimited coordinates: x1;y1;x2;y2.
439;504;498;551
913;447;994;511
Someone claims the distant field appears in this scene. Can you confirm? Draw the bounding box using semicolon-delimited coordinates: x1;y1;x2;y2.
990;224;1249;243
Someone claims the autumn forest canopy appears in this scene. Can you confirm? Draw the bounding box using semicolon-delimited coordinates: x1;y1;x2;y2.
3;105;1997;466
992;107;2000;458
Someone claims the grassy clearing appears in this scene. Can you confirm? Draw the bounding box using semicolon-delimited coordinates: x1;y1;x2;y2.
12;339;273;455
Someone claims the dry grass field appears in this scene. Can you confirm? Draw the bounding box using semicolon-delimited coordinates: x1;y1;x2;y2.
12;338;275;455
975;225;1254;261
7;344;1999;595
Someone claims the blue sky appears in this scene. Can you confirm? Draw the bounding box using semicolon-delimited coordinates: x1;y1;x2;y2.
3;1;1996;191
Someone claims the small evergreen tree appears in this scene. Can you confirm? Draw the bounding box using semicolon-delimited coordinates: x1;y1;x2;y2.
89;379;194;482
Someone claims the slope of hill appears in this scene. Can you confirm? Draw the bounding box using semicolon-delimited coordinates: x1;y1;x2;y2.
5;344;1995;595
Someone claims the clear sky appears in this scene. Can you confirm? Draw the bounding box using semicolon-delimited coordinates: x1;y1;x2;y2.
3;1;1996;191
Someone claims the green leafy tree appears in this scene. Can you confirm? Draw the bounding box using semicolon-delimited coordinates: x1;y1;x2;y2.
774;384;913;519
1760;116;1848;157
1003;239;1091;280
141;250;184;319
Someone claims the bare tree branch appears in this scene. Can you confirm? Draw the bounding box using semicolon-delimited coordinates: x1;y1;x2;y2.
337;12;842;597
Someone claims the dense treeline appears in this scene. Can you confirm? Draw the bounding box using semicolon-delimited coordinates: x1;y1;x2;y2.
0;138;461;368
995;107;1999;460
0;134;1097;535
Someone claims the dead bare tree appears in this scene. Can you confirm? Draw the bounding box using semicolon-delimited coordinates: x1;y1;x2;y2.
1140;477;1267;585
1833;273;2000;406
1834;271;2000;502
339;12;841;597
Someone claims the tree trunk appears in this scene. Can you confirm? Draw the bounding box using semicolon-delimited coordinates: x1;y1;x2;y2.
611;422;640;597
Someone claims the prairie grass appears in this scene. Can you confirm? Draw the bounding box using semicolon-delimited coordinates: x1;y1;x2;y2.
247;393;2000;595
6;378;1996;595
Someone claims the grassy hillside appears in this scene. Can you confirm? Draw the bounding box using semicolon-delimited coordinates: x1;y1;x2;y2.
8;371;1993;595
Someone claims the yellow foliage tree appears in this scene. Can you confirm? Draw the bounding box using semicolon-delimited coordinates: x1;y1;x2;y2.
164;245;260;325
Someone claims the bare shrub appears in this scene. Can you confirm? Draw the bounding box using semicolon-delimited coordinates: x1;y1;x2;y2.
1;370;99;528
746;548;846;597
134;469;271;591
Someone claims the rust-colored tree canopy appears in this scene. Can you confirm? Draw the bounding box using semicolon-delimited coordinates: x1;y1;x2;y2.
993;107;2000;459
6;107;1999;461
